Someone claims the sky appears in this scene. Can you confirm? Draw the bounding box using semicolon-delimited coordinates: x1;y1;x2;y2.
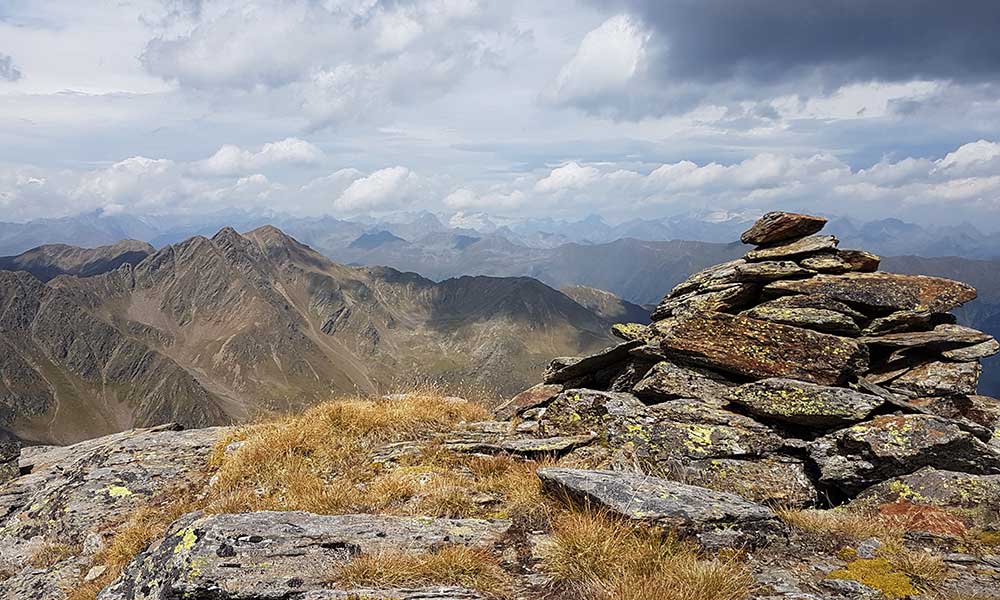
3;0;1000;228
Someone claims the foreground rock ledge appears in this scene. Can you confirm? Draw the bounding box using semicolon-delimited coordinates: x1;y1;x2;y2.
536;467;784;549
99;511;511;600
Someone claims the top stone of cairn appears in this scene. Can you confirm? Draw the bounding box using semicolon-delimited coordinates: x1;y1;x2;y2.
740;211;828;246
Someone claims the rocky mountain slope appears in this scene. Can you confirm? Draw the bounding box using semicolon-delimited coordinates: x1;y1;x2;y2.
0;240;154;282
2;212;999;600
0;226;614;444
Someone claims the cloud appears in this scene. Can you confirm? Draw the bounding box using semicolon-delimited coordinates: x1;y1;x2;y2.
140;0;521;128
534;162;601;193
0;53;23;82
614;0;1000;85
559;1;1000;118
545;15;648;107
514;139;1000;223
334;166;421;212
196;138;324;176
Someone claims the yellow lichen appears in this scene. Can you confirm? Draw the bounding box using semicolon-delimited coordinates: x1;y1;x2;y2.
827;558;918;599
105;485;133;498
173;527;198;554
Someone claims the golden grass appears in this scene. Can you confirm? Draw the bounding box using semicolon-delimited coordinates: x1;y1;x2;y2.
65;485;204;600
205;393;490;514
887;547;948;588
776;507;902;542
335;545;513;598
27;542;81;569
203;392;558;525
540;510;755;600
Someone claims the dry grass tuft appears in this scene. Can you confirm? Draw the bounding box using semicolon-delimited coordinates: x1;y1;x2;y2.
27;542;81;569
541;510;754;600
777;507;903;542
335;545;512;598
884;547;948;588
205;393;489;514
204;392;556;525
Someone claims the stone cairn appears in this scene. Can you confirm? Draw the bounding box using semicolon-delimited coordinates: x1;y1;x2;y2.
497;210;1000;547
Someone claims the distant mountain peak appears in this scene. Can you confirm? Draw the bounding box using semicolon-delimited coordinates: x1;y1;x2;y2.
349;230;407;249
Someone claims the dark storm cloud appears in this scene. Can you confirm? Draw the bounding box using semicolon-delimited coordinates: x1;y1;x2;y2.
613;0;1000;87
0;53;22;82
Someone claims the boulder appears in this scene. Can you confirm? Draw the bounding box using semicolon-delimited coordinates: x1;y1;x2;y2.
611;322;652;342
543;340;641;384
654;312;869;385
943;338;1000;361
632;360;736;406
536;467;784;548
836;249;881;272
862;310;938;335
861;324;993;351
651;283;758;321
669;260;810;298
498;434;596;456
851;467;1000;528
99;511;510;600
540;390;783;463
0;424;225;597
808;415;1000;495
728;378;883;428
798;253;850;273
884;360;981;398
745;235;838;262
740;305;861;336
908;395;1000;430
740;211;828;246
669;456;818;508
494;383;562;420
752;293;867;321
646;399;785;460
765;272;977;314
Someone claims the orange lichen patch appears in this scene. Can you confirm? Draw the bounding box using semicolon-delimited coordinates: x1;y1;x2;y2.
877;501;968;537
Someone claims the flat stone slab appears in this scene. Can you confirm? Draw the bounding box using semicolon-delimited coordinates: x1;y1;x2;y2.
885;360;981;398
766;272;977;314
654;312;868;385
808;414;1000;495
668;260;810;298
99;512;510;600
802;249;881;274
861;324;992;350
537;468;783;548
741;305;860;336
670;456;818;509
632;359;736;405
728;378;883;428
540;390;783;462
753;293;866;320
494;383;562;420
852;468;1000;529
943;339;1000;361
745;235;838;262
543;340;640;384
499;434;596;455
741;211;828;246
652;282;758;321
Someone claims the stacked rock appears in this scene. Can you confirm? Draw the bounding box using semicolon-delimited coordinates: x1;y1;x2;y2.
501;211;1000;521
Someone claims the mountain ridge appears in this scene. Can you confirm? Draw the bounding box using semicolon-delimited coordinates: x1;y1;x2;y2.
0;226;618;444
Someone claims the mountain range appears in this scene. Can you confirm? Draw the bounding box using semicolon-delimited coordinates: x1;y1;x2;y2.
0;226;615;444
4;209;1000;260
5;215;1000;444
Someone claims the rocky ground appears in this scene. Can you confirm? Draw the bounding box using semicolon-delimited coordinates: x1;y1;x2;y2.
2;211;1000;599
